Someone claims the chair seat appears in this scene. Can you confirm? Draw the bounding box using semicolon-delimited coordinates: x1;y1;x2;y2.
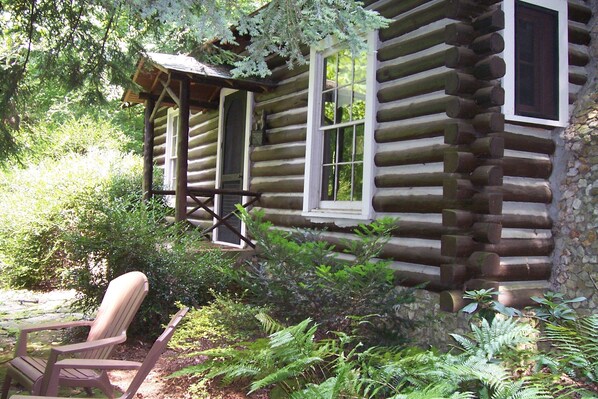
7;356;102;394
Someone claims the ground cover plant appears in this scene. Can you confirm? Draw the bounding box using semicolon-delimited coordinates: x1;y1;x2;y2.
173;290;598;399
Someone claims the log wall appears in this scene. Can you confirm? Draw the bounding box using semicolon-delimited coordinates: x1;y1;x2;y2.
149;0;593;311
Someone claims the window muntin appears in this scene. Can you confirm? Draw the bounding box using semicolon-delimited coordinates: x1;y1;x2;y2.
303;31;377;220
502;0;568;127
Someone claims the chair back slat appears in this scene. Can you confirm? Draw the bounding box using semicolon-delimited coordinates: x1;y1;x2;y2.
122;308;189;399
84;271;149;360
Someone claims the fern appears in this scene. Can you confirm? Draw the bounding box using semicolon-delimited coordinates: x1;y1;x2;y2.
543;314;598;383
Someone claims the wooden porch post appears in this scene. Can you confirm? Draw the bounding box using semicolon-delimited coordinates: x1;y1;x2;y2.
142;98;155;201
175;77;190;222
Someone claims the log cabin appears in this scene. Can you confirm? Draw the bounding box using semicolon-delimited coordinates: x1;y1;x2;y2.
122;0;594;312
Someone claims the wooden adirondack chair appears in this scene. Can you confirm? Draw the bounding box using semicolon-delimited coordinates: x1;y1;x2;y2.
1;271;149;399
9;307;188;399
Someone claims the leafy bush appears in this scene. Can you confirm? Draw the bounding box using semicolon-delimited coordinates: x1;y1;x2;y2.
65;196;233;338
229;208;416;346
170;292;270;350
0;149;142;288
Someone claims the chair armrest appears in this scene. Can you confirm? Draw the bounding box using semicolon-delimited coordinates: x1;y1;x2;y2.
54;358;143;371
41;334;128;395
15;320;94;356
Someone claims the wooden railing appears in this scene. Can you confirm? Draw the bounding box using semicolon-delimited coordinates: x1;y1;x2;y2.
152;188;261;248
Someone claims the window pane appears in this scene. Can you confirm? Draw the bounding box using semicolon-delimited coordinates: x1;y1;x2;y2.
322;129;337;166
353;51;367;83
337;88;352;123
322;90;336;126
354;124;364;162
324;53;338;87
337;49;353;87
352;82;366;121
321;165;336;200
338;126;353;164
336;164;353;201
352;162;363;201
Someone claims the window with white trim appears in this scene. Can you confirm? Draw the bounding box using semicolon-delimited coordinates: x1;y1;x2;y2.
503;0;568;126
164;108;179;198
303;32;377;221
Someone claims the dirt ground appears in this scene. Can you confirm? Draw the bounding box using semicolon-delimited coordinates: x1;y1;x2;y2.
0;289;266;399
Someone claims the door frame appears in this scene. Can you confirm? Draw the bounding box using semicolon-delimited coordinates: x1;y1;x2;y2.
213;88;253;247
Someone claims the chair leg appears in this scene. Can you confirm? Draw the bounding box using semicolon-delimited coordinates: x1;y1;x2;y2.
97;372;114;399
1;374;12;399
84;387;94;396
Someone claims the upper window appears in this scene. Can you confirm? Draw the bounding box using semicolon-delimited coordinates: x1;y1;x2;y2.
503;0;568;126
164;108;179;194
303;32;377;221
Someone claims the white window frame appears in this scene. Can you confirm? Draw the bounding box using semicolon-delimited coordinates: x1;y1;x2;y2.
164;107;179;205
502;0;569;127
302;31;378;222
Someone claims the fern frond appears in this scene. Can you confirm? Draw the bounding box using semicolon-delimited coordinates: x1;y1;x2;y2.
255;312;285;334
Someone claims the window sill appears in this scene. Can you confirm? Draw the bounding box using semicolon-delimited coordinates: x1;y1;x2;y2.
302;209;374;226
504;113;567;128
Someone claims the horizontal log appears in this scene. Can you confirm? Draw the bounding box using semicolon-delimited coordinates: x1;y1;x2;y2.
254;74;309;103
377;51;446;83
445;71;484;95
445;47;478;68
394;220;459;240
379;0;446;42
446;97;481;118
188;142;217;159
491;132;555;154
444;151;477;173
375;144;448;167
189;129;217;147
471;32;504;55
472;222;501;244
443;178;475;200
378;26;445;62
472;8;504;34
254;91;308;115
373;194;447;213
187;169;216;184
474;55;506;80
381;242;450;267
250;178;304;193
376;172;452;188
439;290;468;312
257;195;303;210
474;85;504;107
464;279;547;308
568;1;592;24
472;191;503;214
378;96;449;123
392;269;446;292
569;44;590;67
444;122;477;144
189;111;218;128
376;118;447;143
267;109;307;129
482;259;552;281
270;63;309;82
375;0;430;19
445;23;474;46
502;183;552;203
444;0;486;19
483;238;554;257
441;234;475;257
188;157;216;172
569;67;589;87
471;165;503;186
468;251;499;272
440;264;468;286
252;161;305;177
378;70;449;103
471;136;504;158
502;157;552;179
568;22;591;45
500;213;552;229
266;127;306;145
443;209;474;228
473;112;504;133
250;144;305;162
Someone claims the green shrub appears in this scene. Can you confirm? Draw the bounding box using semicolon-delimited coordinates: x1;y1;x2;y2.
170;293;270;351
228;208;416;346
0;149;142;288
65;196;233;338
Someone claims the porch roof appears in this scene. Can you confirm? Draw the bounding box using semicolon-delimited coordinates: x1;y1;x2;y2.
123;52;275;110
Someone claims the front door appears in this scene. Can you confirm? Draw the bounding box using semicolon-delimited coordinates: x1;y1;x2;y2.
216;90;247;245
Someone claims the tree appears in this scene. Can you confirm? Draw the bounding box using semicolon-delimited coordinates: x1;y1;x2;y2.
0;0;387;161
